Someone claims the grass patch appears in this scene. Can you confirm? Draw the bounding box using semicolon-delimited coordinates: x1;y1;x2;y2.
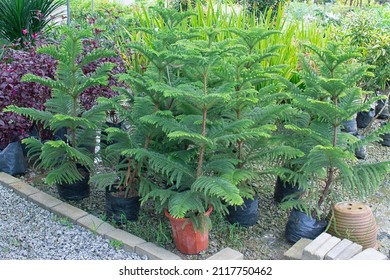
51;215;74;229
109;239;124;250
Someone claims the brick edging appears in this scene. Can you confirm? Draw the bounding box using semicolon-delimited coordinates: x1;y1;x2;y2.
284;232;389;260
0;172;243;260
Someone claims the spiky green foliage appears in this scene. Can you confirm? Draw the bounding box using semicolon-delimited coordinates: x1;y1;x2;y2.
140;30;242;201
5;29;116;185
277;42;390;219
89;9;196;198
133;24;305;233
0;0;65;45
203;27;302;199
111;21;251;232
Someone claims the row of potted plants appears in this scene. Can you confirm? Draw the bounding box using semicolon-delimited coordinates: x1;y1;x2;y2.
5;9;390;254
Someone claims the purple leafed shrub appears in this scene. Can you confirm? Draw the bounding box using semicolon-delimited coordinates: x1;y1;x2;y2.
0;38;127;148
0;46;56;149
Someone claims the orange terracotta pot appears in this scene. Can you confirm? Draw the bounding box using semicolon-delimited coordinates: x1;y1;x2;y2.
327;202;378;249
164;206;213;255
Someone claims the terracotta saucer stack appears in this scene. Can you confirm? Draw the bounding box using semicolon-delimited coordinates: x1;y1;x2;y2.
327;202;378;249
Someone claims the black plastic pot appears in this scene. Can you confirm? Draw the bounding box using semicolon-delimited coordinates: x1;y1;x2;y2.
274;177;302;203
375;99;389;120
54;127;67;141
226;194;259;227
356;109;375;129
341;119;358;135
379;121;390;147
57;167;90;200
380;132;390;147
100;121;123;148
355;135;367;160
105;187;140;223
0;141;27;175
285;209;327;243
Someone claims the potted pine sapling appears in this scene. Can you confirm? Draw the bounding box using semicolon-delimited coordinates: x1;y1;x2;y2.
90;71;168;223
225;28;305;206
276;43;390;244
215;27;299;226
90;7;197;223
90;148;142;223
127;29;244;254
89;102;143;223
5;29;116;200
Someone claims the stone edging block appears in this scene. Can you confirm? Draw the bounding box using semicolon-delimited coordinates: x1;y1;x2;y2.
283;238;312;260
335;243;363;260
0;172;22;185
350;248;388;260
207;247;244;260
8;181;40;198
77;214;116;236
104;228;146;252
28;191;63;210
302;232;332;260
51;202;89;221
286;234;388;260
135;242;182;260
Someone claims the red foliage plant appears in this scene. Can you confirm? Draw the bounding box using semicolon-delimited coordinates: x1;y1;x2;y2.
0;44;56;149
0;38;127;149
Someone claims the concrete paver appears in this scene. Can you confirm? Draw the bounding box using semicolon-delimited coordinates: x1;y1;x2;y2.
207;247;244;260
283;238;312;260
350;248;388;260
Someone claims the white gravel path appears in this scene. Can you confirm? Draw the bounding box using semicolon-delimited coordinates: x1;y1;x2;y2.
0;183;146;260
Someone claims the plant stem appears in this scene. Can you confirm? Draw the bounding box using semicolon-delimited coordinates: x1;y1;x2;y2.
317;99;338;213
317;166;334;212
236;109;244;168
71;96;77;148
196;73;208;178
197;106;207;178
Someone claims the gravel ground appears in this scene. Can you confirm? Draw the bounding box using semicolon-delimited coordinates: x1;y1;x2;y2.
0;183;147;260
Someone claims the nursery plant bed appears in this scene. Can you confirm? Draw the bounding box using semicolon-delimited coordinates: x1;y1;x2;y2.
17;140;390;260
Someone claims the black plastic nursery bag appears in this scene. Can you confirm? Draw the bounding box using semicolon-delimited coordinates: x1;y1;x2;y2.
285;209;327;243
0;141;27;175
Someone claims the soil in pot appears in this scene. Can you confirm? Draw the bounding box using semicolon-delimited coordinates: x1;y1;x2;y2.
57;166;90;200
274;177;303;203
226;194;259;227
285;209;327;243
105;186;140;223
164;206;213;255
356;108;375;129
